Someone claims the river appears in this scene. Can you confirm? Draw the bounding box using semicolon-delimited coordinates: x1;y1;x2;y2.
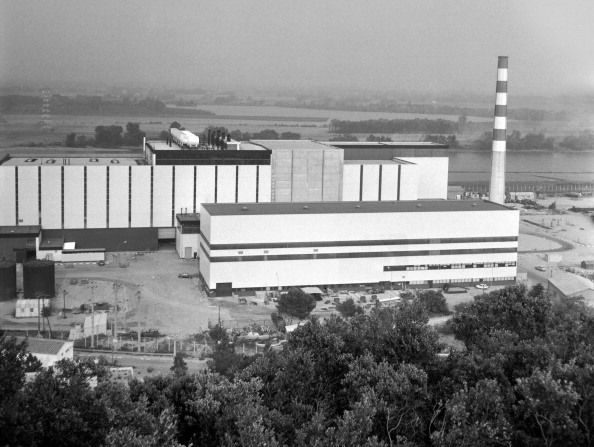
448;150;594;184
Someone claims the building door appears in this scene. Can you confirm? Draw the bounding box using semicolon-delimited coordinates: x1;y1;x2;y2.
216;282;232;297
184;247;192;259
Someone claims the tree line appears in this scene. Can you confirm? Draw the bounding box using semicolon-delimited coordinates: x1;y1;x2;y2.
329;118;459;135
474;130;594;151
274;97;569;122
2;283;593;446
64;122;146;148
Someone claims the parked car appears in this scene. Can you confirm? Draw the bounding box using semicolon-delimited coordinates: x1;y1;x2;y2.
178;273;191;278
475;283;489;290
69;278;78;285
97;261;105;266
535;266;546;272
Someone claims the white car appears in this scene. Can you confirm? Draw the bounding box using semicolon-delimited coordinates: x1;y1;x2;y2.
475;283;489;290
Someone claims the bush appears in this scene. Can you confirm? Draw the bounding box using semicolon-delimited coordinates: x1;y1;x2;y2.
417;290;450;316
336;298;364;318
277;288;316;321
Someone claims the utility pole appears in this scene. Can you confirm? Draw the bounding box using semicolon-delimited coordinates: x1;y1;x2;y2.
136;288;141;353
90;281;96;348
62;289;67;318
37;293;41;336
113;282;121;340
90;301;95;348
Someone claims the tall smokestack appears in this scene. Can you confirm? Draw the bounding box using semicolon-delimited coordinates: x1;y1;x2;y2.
489;56;508;204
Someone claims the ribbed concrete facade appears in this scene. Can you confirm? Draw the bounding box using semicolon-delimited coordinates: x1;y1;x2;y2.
270;146;344;202
489;56;508;204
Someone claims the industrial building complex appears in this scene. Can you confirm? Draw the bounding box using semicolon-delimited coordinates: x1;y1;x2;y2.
0;57;519;296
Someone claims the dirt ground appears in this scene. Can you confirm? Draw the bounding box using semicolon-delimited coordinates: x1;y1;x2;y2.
0;248;278;338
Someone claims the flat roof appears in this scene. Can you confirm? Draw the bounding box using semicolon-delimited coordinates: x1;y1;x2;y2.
238;142;269;151
39;236;64;250
250;140;336;151
0;226;41;237
344;159;415;165
202;200;514;216
176;213;200;223
325;141;448;149
1;157;142;166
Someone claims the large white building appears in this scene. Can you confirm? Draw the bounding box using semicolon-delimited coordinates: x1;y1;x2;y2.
199;200;518;294
0;140;449;261
0;137;519;293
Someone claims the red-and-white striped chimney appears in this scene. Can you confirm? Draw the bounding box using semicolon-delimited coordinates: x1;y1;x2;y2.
489;56;508;204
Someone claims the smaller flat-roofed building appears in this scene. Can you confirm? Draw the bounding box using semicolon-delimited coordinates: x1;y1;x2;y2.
548;273;594;305
17;337;74;368
199;199;519;295
0;226;41;262
175;213;200;259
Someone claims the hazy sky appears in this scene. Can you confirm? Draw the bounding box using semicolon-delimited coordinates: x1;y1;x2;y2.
1;0;593;95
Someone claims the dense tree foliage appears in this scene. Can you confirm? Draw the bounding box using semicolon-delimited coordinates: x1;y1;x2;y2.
276;288;316;321
366;134;393;142
336;297;364;317
3;284;594;446
328;133;359;141
475;130;555;151
560;129;594;151
421;134;459;147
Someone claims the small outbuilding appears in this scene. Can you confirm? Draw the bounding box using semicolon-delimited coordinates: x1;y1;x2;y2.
175;213;200;259
548;273;594;305
17;337;74;368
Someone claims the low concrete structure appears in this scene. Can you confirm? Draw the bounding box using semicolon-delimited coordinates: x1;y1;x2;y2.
15;298;51;318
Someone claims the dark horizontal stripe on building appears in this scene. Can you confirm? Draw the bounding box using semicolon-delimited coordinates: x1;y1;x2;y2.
493;129;507;141
201;246;517;263
199;233;518;251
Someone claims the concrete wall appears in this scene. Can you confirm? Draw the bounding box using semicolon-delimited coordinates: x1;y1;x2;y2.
1;165;270;232
271;148;343;202
399;157;448;199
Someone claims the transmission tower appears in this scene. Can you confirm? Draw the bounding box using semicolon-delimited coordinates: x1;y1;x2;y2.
40;88;53;130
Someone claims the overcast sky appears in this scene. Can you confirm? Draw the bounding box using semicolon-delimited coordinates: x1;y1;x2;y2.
1;0;593;95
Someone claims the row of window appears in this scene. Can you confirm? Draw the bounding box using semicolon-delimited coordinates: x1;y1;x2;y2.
384;261;517;271
407;276;517;285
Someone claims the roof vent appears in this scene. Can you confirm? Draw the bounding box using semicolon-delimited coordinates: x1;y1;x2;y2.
417;204;422;208
472;203;477;207
241;206;248;211
355;205;361;208
303;205;309;209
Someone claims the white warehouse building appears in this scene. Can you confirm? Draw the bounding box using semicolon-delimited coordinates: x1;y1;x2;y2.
199;200;518;295
0;140;449;261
